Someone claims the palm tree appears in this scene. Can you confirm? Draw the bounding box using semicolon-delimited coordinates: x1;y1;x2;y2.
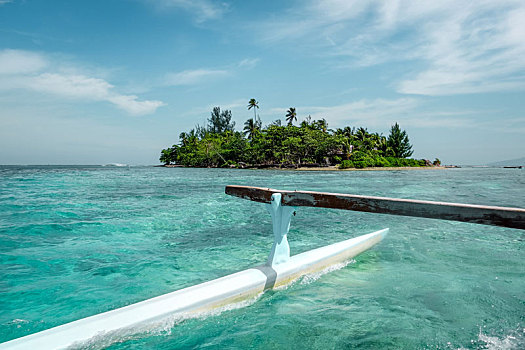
376;134;388;153
355;127;368;142
243;116;261;140
343;126;354;138
285;107;297;126
247;98;259;119
179;132;189;146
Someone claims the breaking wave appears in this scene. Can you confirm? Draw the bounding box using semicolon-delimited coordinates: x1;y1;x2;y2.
457;327;525;350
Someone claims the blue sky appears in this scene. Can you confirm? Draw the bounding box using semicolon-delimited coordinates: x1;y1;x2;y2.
0;0;524;165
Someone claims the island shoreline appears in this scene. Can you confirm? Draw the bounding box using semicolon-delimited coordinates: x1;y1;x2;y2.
161;165;449;171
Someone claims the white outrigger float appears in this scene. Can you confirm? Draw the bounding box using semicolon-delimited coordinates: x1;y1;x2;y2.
2;186;524;349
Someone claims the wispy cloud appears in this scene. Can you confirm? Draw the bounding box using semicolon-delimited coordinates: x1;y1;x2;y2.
164;58;257;86
106;94;165;116
147;0;229;22
271;98;475;130
395;1;525;95
238;58;259;69
274;98;418;129
255;0;525;96
0;49;48;74
0;49;165;115
164;68;228;86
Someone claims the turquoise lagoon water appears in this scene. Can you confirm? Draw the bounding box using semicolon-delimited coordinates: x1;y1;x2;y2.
0;166;523;349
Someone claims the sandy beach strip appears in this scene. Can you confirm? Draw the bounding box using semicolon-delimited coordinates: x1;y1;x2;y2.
162;165;448;171
284;166;447;172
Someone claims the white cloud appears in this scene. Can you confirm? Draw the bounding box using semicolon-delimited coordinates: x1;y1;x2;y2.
29;73;113;99
256;0;525;96
107;95;165;115
164;68;228;86
0;49;165;115
163;58;257;87
293;98;418;128
149;0;229;22
395;2;525;95
0;49;48;74
275;98;475;130
238;58;259;69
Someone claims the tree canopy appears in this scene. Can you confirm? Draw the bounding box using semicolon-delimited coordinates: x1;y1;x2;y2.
243;116;262;140
387;122;413;158
207;107;235;134
160;102;430;169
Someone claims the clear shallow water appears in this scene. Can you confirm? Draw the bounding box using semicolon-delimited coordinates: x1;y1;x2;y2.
0;166;523;349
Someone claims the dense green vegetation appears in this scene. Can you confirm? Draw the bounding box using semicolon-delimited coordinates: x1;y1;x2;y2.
160;100;434;169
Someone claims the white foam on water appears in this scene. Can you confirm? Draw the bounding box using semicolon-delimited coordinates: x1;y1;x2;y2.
270;260;357;292
457;327;525;350
477;327;524;350
192;293;263;320
101;163;128;167
69;293;263;350
7;319;28;325
6;319;29;329
300;259;356;285
272;280;297;291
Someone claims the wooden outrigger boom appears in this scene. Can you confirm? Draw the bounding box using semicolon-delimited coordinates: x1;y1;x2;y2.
226;185;525;230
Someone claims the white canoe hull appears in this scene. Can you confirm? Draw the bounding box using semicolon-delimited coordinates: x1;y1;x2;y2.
0;228;388;349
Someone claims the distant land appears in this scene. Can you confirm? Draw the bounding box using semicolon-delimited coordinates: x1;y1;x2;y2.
487;157;525;167
159;103;440;170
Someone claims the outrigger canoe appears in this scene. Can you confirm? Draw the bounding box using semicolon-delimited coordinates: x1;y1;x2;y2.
2;185;524;349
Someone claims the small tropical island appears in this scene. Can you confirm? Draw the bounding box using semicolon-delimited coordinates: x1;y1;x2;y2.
160;99;441;170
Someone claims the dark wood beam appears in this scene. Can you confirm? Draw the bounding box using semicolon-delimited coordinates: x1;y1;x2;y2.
225;185;525;230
